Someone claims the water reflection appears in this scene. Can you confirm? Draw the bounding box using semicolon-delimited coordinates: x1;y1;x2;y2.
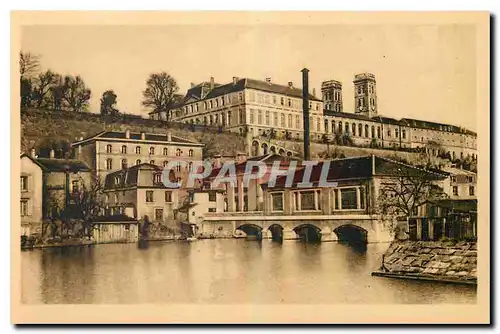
21;240;477;304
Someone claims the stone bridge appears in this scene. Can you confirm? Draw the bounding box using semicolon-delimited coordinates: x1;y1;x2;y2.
201;212;394;244
249;139;299;157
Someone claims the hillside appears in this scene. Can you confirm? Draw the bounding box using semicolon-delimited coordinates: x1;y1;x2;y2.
20;109;247;159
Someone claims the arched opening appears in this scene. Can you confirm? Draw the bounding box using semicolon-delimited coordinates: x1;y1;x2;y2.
270;146;276;154
278;149;285;156
237;224;263;241
293;224;322;243
261;143;269;155
334;224;368;249
251;141;259;156
268;224;284;243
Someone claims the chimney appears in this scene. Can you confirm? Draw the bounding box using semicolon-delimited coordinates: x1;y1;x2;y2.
49;149;55;159
30;148;36;158
167;132;172;142
190;82;195;88
288;81;293;88
140;132;146;140
266;77;272;84
125;129;130;139
312;88;316;97
301;68;310;161
232;77;238;85
210;77;215;90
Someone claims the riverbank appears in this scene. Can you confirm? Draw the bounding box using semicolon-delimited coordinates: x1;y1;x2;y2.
372;240;477;285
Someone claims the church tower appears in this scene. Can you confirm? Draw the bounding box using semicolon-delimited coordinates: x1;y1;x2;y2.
321;80;343;112
353;73;377;118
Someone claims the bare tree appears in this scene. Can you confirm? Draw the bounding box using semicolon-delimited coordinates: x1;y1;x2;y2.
61;75;92;112
19;52;40;79
32;70;61;108
377;166;448;220
71;175;105;238
142;72;180;120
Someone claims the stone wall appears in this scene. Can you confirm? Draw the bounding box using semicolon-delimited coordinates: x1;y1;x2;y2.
375;240;477;284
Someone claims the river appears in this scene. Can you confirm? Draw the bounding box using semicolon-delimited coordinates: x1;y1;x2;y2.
21;239;476;304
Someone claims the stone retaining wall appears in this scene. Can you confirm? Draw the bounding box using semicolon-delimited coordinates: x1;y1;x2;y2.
374;240;477;284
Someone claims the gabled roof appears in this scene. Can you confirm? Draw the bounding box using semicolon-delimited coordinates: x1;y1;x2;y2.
323;110;373;122
20;153;47;171
35;157;91;173
71;131;202;147
104;163;166;189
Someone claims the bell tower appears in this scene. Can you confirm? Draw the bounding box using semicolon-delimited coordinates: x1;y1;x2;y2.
321;80;343;112
353;73;377;118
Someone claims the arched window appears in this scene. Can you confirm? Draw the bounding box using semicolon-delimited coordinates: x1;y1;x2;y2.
150;160;155;165
121;159;127;169
176;149;181;157
188;161;193;171
149;147;155;155
332;121;336;133
239;109;244;124
188;149;193;157
154;173;162;183
163;147;168;156
402;129;406;139
358;124;363;137
377;126;381;139
324;120;329;133
106;144;112;153
345;122;349;134
106;158;113;170
135;146;141;154
371;126;375;138
338;121;343;134
176;163;182;172
121;145;127;154
365;125;369;137
163;160;168;167
352;123;356;136
228;111;232;125
136;159;141;165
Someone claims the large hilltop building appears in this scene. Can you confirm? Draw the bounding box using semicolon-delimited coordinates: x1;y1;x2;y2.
151;73;477;161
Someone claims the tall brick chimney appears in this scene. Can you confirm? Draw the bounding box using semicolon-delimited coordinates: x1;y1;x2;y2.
210;77;215;90
301;68;310;161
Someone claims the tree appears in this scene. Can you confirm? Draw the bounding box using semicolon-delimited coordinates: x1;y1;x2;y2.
61;75;92;112
19;52;40;79
100;90;119;116
20;78;33;109
71;175;105;238
377;165;448;221
142;72;179;120
32;70;61;108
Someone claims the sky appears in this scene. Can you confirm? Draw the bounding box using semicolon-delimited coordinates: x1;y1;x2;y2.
21;24;477;130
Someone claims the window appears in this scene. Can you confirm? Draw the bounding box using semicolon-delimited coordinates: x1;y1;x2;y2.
71;180;79;193
176;163;182;172
155;208;164;221
121;145;127;154
208;208;216;213
341;188;357;209
271;193;284;211
296;115;300;128
377;127;381;139
280;97;284;105
288;114;292;128
165;191;173;203
338;121;343;134
20;199;29;216
387;129;391;137
294;190;321;211
265;111;270;125
209;191;217;202
150;160;155;165
163;160;169;167
136;159;141;165
452;186;458;196
371;126;375;138
287;98;291;107
163;147;168;156
188;149;193;157
395;129;399;138
345;122;349;134
106;158;113;170
468;176;474;183
358;124;363;137
469;186;475;196
20;176;28;191
352;123;356;136
250;110;255;124
365;124;369;137
332;121;336;133
281;114;285;127
154;174;162;183
149;147;155;155
135;146;141;154
176;149;181;156
106;144;112;153
146;191;154;202
402;130;406;139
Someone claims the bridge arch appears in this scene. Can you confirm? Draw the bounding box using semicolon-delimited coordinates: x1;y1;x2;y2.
293;224;322;243
236;224;263;240
268;224;284;242
333;224;368;245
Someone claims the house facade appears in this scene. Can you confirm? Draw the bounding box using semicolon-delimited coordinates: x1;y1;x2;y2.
20;153;44;236
103;163;180;224
71;130;204;179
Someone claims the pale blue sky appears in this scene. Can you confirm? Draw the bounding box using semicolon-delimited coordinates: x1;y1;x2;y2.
21;24;477;130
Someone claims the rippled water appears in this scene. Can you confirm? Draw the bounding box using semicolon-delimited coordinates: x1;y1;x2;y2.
21;239;476;304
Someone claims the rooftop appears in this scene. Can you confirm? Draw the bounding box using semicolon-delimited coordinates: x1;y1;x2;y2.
71;130;202;146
